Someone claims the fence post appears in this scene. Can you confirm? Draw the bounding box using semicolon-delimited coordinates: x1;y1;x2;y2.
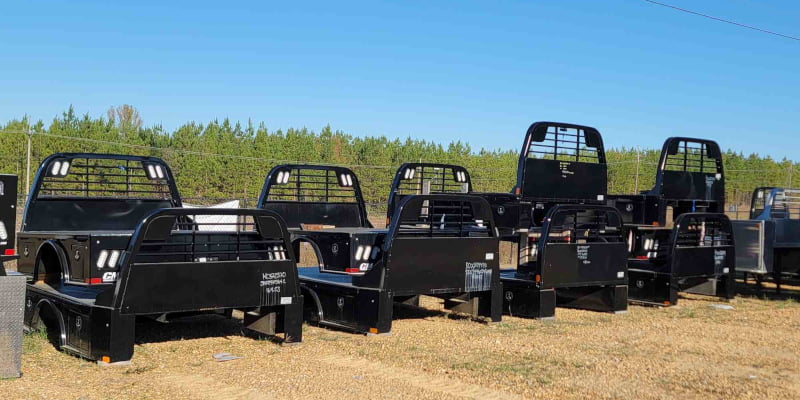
634;146;641;193
25;128;32;201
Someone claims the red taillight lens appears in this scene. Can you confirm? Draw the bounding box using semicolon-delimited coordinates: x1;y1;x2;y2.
3;249;15;256
85;278;103;284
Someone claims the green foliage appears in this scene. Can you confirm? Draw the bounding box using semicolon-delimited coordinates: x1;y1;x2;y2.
0;108;796;212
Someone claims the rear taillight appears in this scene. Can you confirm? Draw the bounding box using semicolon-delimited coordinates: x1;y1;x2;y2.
3;249;15;256
354;245;378;262
267;245;288;261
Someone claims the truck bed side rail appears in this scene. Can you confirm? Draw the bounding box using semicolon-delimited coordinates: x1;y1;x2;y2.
111;208;297;314
669;212;734;278
526;205;627;287
257;164;370;228
381;194;499;293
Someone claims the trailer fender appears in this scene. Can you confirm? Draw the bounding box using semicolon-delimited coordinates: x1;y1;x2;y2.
34;240;68;284
292;236;325;268
299;285;324;323
30;298;67;348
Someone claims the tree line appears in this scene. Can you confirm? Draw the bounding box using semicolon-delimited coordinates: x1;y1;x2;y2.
0;106;796;209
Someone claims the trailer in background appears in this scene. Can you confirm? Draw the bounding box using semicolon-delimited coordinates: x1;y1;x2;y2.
733;187;800;293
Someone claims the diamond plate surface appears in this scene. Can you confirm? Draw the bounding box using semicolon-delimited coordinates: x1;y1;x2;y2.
0;275;26;378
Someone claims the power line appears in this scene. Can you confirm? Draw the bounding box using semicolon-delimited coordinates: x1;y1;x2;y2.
642;0;800;42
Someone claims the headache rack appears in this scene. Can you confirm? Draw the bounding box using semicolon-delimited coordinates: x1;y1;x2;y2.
132;211;290;264
393;197;492;238
264;166;360;204
769;189;800;219
662;140;721;174
544;208;623;243
392;164;470;196
673;215;734;248
526;124;603;164
258;165;369;229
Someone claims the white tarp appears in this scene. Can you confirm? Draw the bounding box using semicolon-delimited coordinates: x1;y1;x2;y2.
182;200;240;231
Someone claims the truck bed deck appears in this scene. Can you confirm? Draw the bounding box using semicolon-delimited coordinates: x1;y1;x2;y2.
29;281;100;306
298;266;358;287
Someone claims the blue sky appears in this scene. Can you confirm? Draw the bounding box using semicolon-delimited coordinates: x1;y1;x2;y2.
0;1;797;160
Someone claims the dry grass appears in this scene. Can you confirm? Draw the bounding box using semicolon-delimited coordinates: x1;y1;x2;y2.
2;287;800;400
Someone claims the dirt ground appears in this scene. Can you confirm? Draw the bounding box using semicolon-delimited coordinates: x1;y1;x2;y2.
2;284;799;400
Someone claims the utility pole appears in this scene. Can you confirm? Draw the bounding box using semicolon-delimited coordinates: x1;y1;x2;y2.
789;163;794;188
634;146;641;193
25;128;33;200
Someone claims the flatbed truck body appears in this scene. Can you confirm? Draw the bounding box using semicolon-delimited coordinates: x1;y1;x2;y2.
17;153;302;362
